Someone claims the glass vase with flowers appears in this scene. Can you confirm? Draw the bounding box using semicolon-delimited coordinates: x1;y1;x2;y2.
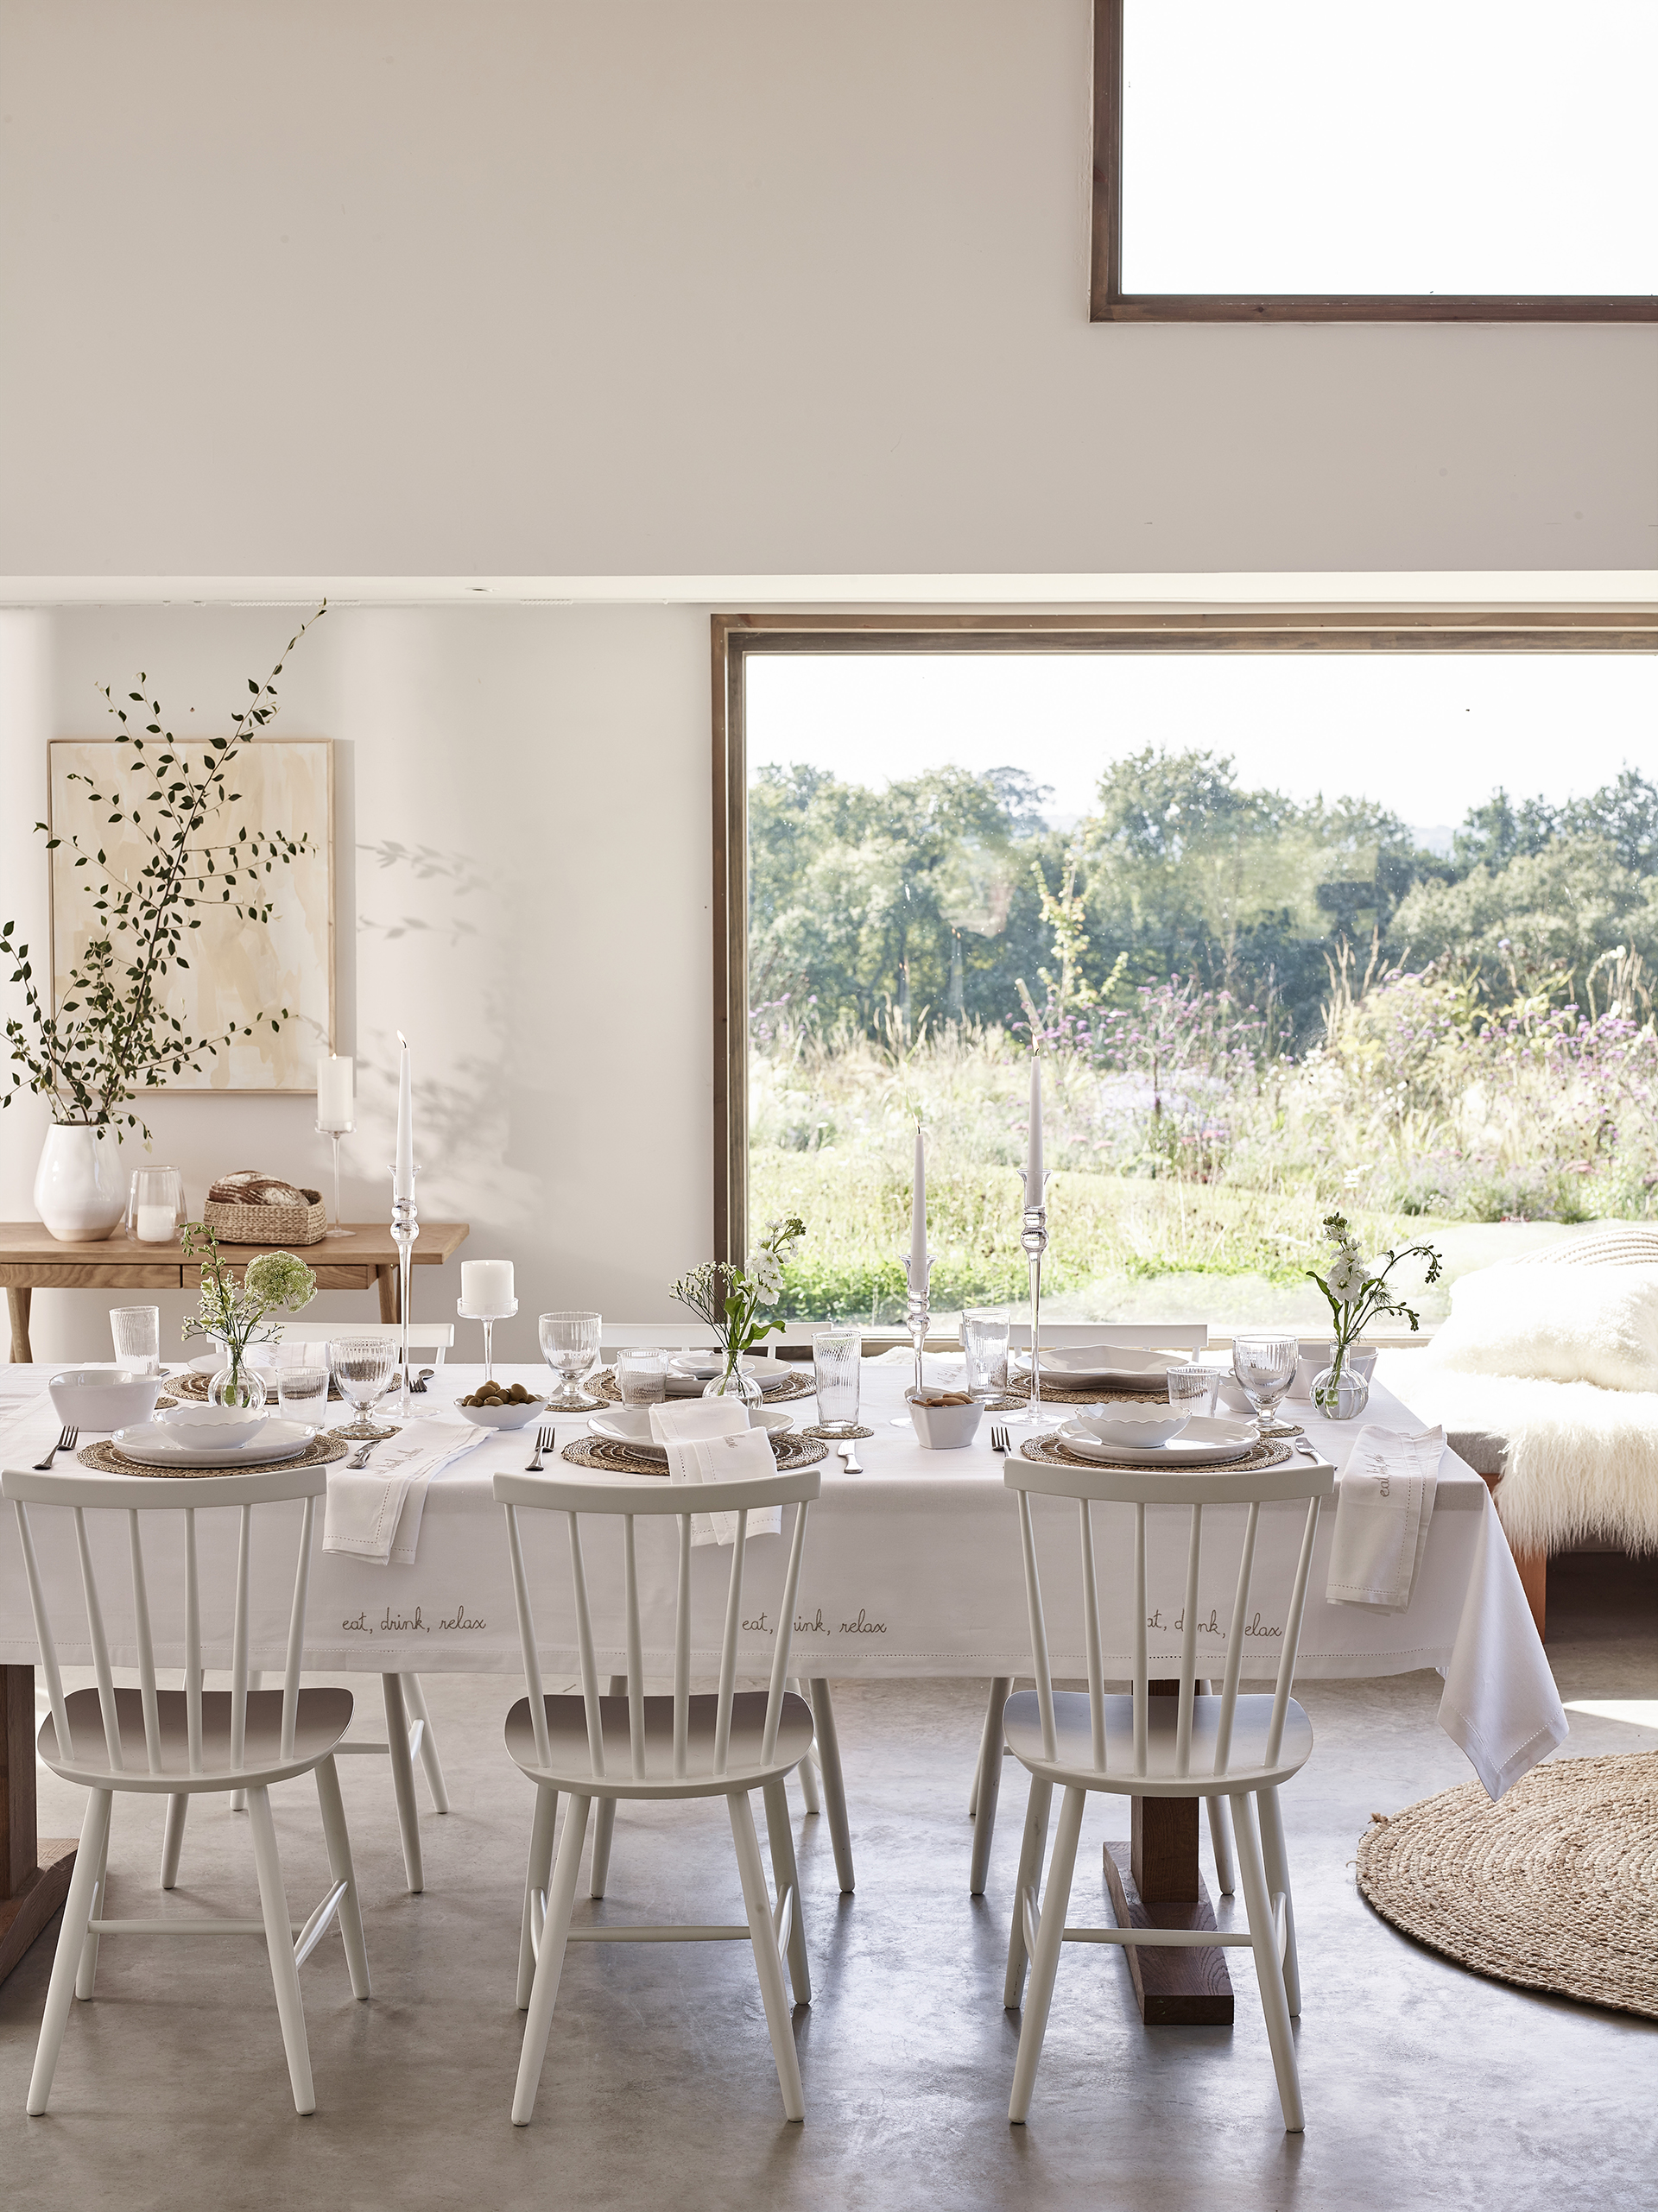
180;1222;318;1409
1307;1213;1442;1419
670;1215;807;1406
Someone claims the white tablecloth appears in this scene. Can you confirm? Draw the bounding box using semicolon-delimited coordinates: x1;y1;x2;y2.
0;1360;1566;1796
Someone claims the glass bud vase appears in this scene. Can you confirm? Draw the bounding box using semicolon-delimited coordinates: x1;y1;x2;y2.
702;1349;764;1410
1311;1350;1369;1421
208;1356;268;1411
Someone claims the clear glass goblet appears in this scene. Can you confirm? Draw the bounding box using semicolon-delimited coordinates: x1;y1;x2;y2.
1231;1332;1300;1439
330;1334;400;1441
539;1310;602;1411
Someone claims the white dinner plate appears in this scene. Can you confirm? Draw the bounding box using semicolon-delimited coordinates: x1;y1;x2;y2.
110;1418;319;1469
587;1405;794;1458
1015;1346;1187;1390
1051;1415;1258;1467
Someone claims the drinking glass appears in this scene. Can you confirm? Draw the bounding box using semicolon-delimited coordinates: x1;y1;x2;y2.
812;1325;863;1435
961;1311;1011;1401
617;1348;668;1406
276;1363;330;1425
330;1333;399;1440
109;1305;161;1377
540;1311;602;1410
1231;1332;1300;1438
1167;1363;1218;1418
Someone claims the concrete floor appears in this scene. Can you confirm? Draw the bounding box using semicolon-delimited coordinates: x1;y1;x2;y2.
4;1554;1655;2212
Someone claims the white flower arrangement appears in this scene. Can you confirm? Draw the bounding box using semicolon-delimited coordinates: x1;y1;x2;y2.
1307;1211;1442;1406
670;1216;806;1375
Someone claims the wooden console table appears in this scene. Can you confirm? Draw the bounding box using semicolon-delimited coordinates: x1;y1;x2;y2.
2;1222;470;1362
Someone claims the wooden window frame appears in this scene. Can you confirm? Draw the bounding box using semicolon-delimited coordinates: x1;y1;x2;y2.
1091;0;1658;324
712;607;1657;1264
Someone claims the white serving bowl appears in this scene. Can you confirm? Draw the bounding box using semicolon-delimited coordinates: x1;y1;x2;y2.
906;1394;983;1451
155;1401;268;1450
1066;1410;1191;1450
455;1394;547;1431
47;1366;164;1431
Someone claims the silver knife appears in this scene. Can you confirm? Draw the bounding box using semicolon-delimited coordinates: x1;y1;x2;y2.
837;1440;863;1473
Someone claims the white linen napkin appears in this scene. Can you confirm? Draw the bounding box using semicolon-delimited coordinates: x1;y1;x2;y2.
1326;1424;1445;1613
323;1420;486;1567
648;1400;781;1549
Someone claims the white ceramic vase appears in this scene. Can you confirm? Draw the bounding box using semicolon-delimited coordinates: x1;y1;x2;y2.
34;1122;127;1242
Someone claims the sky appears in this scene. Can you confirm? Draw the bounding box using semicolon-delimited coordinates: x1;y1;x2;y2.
746;653;1658;844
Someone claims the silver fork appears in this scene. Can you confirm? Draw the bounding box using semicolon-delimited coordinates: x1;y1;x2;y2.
526;1424;555;1473
990;1424;1010;1455
34;1425;76;1470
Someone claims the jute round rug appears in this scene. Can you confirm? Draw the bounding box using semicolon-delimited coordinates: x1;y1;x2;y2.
1357;1750;1658;2019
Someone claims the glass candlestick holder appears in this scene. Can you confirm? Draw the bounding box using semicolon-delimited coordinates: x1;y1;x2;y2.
891;1249;934;1427
317;1118;354;1238
458;1297;517;1385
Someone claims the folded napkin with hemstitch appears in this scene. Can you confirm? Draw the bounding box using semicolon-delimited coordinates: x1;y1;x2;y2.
1326;1424;1445;1613
648;1400;781;1550
323;1420;487;1567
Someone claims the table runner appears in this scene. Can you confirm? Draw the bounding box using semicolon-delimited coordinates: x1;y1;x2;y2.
0;1361;1566;1796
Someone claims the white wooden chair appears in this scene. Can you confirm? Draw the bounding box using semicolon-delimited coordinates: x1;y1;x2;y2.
3;1461;371;2117
168;1319;458;1893
998;1445;1333;2132
496;1457;820;2126
966;1323;1210;1892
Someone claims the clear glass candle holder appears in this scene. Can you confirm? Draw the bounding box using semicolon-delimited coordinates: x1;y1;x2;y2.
125;1166;183;1245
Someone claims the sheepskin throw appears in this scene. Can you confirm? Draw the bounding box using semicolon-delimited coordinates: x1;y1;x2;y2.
1427;1263;1658;1394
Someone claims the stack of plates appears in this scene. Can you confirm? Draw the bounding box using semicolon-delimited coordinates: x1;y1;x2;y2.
1015;1346;1185;1392
1050;1415;1258;1467
587;1406;794;1462
663;1354;780;1400
108;1419;319;1469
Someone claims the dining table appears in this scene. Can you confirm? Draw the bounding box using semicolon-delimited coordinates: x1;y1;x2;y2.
0;1355;1566;2015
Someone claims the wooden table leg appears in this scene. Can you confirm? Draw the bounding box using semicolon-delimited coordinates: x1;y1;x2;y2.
1102;1679;1233;2026
377;1265;399;1324
7;1286;31;1363
0;1665;77;1986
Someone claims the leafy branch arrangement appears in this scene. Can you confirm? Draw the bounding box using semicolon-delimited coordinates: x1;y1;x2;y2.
672;1215;808;1367
181;1223;318;1406
2;606;325;1135
1307;1211;1443;1400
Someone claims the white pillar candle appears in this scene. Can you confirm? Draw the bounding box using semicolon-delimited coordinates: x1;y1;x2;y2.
461;1260;515;1313
135;1204;175;1243
394;1033;414;1198
909;1122;928;1281
317;1052;354;1130
1024;1051;1045;1210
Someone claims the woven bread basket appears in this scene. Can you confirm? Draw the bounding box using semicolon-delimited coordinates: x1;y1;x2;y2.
203;1171;328;1248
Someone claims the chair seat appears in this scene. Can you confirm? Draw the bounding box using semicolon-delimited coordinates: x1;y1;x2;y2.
38;1684;355;1793
1003;1688;1313;1796
504;1688;814;1799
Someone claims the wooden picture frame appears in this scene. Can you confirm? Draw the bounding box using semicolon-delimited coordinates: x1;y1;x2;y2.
712;608;1658;1265
1090;0;1658;324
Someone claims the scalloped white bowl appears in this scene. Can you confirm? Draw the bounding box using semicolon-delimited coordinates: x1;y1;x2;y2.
155;1401;268;1450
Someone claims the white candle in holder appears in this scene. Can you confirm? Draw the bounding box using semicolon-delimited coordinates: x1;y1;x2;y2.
317;1053;354;1130
461;1260;515;1314
1024;1051;1045;1210
908;1123;928;1281
135;1204;175;1243
394;1033;414;1198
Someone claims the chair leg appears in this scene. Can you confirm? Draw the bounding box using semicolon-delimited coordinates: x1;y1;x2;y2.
74;1803;113;2000
160;1792;189;1890
1003;1776;1054;2008
380;1672;424;1893
245;1785;317;2116
313;1754;371;2001
513;1792;592;2127
762;1777;811;2006
730;1790;806;2122
1206;1794;1237;1898
589;1676;624;1898
1256;1785;1300;2017
1009;1785;1085;2125
231;1670;262;1813
789;1681;821;1813
517;1783;560;2010
402;1673;450;1814
1231;1791;1303;2132
807;1678;855;1893
27;1787;111;2115
970;1677;1014;1893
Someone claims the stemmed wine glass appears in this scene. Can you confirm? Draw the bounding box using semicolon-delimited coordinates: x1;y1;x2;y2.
330;1334;400;1442
1231;1332;1300;1440
539;1311;603;1412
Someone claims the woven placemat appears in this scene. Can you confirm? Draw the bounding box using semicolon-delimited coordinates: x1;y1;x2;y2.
1357;1752;1658;2020
801;1423;874;1441
999;1375;1173;1405
168;1368;345;1404
77;1431;351;1480
586;1363;814;1406
560;1430;828;1477
1018;1431;1291;1475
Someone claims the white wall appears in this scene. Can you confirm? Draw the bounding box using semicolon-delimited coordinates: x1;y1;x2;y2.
2;0;1653;582
0;604;714;1365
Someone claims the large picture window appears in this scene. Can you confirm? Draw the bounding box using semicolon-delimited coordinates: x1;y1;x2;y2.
1093;0;1658;320
714;614;1658;1333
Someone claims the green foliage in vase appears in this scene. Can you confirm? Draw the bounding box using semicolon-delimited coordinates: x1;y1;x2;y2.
2;607;325;1135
